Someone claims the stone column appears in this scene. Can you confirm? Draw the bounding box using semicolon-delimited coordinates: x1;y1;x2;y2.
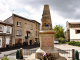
72;49;75;60
19;48;23;59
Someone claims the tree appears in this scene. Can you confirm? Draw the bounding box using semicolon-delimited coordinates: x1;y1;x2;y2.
53;25;65;38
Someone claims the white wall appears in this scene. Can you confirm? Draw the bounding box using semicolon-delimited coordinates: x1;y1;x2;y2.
70;29;80;39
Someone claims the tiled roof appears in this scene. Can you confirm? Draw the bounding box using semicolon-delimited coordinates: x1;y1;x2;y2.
13;14;40;24
0;22;13;26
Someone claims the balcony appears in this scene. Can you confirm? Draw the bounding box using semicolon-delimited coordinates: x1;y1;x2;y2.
0;33;13;36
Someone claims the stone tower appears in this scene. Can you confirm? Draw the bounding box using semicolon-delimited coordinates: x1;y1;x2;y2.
41;4;52;30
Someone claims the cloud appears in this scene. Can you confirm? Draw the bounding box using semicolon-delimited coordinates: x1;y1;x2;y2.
0;0;80;31
18;12;29;17
1;0;80;20
16;0;80;19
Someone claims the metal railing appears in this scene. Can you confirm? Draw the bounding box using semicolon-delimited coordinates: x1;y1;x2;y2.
4;49;73;59
4;49;37;59
57;49;72;59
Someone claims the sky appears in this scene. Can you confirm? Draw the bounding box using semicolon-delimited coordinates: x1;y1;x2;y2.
0;0;80;31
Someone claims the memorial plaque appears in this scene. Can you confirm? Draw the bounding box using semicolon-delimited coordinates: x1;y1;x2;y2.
42;36;52;47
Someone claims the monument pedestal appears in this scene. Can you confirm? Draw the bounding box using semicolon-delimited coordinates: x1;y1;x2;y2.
35;48;59;59
35;31;59;59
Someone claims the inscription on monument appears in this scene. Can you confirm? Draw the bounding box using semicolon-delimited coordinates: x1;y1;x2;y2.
42;36;52;47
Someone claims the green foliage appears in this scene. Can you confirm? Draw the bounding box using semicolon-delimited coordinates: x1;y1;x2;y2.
58;37;66;43
1;56;9;60
58;37;64;40
68;41;80;46
53;25;65;38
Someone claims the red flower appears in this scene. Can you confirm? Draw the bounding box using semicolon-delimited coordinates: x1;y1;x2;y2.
4;56;6;58
46;53;49;56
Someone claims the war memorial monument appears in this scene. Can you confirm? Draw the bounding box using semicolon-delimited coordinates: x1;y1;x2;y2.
35;4;59;59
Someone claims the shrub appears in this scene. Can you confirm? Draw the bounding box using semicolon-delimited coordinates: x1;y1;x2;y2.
1;56;9;60
68;41;75;45
58;37;66;43
58;37;64;40
68;41;80;46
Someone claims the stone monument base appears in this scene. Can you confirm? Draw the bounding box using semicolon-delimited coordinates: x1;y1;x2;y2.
35;48;59;59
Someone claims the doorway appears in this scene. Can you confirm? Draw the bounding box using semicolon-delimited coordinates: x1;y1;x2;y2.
15;39;22;45
30;40;32;45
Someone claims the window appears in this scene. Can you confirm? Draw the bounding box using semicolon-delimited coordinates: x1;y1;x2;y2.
31;25;33;30
76;30;80;34
36;23;37;29
36;31;37;36
38;31;39;37
17;30;21;35
38;24;39;30
17;21;21;27
7;27;10;33
0;26;3;32
30;33;32;37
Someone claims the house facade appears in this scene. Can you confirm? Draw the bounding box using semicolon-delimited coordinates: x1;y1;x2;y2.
66;21;80;42
0;22;13;48
4;14;40;46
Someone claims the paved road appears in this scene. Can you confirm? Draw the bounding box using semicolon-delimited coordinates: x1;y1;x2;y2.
54;43;80;60
1;44;80;60
0;44;40;59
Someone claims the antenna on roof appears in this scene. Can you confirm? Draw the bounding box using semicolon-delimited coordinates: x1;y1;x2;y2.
12;9;14;14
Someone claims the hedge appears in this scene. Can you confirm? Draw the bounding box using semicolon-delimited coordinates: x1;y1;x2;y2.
68;41;80;46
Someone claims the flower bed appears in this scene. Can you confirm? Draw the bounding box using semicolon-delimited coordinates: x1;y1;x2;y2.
1;56;9;60
40;52;56;60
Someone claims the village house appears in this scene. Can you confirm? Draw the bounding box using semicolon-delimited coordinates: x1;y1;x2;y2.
3;13;40;47
0;22;13;48
66;21;80;42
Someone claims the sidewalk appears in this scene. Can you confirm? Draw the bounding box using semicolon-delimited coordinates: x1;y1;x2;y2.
0;49;18;59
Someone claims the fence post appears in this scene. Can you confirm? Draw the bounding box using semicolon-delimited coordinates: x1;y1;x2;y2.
75;50;79;60
19;48;23;59
16;50;19;59
72;49;75;60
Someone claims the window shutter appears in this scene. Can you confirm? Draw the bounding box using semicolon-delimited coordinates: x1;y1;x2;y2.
6;38;9;44
3;26;7;33
0;38;2;48
20;30;21;35
2;26;3;32
10;27;12;34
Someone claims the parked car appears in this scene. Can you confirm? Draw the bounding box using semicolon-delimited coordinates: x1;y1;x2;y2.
54;40;59;44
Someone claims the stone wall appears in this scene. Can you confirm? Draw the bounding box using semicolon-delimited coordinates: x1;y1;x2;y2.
70;39;80;42
3;14;40;46
13;15;40;45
